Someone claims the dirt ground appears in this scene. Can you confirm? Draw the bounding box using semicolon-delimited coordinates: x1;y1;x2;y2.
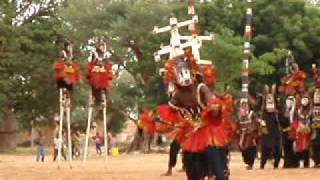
0;151;319;180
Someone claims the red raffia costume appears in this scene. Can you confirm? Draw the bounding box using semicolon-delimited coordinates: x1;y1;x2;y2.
290;96;312;167
181;96;236;152
87;60;112;90
53;58;81;86
313;66;320;89
139;50;235;152
279;68;306;96
87;52;113;90
291;119;311;153
139;109;156;136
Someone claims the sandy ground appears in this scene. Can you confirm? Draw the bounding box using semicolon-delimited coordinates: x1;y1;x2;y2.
0;151;319;180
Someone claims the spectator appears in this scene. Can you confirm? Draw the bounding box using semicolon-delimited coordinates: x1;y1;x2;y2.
53;133;67;161
35;130;45;162
93;132;102;155
108;132;116;149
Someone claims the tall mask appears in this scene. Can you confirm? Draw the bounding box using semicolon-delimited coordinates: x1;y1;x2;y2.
265;84;276;112
314;107;320;122
301;96;310;107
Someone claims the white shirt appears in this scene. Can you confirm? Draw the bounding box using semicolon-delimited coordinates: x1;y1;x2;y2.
54;137;62;149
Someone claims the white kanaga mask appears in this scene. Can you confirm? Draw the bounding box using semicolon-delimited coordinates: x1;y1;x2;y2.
265;84;276;112
301;97;310;107
175;58;193;87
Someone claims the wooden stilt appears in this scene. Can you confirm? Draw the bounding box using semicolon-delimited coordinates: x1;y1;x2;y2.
66;96;73;169
83;90;93;165
102;92;108;161
58;88;64;162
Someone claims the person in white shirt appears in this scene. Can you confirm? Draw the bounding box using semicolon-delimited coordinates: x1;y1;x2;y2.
53;133;67;161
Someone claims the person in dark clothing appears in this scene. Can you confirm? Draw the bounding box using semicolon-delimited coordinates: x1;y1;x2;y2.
184;146;226;180
311;130;320;167
241;146;257;169
260;112;281;169
239;107;259;170
311;67;320;168
164;140;183;176
279;96;299;168
260;85;281;169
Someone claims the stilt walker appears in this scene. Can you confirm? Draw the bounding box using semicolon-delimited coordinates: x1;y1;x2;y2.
53;39;81;168
83;38;113;164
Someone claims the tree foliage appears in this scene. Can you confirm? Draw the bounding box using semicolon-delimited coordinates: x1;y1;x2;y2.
1;0;320;133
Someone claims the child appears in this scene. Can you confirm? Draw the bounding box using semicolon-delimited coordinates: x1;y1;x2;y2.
93;132;102;155
35;130;45;162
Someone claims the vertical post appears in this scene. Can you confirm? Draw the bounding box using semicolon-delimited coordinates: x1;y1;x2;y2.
30;120;34;147
286;51;291;74
83;90;93;164
102;91;108;160
239;0;253;138
240;0;253;111
66;97;73;167
58;88;64;162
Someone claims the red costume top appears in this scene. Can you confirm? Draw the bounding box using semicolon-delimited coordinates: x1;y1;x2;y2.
139;95;236;153
313;67;320;89
279;70;306;95
291;120;311;153
182;96;236;152
290;104;312;153
201;65;216;87
139;109;156;136
53;59;80;85
87;53;113;89
139;50;235;153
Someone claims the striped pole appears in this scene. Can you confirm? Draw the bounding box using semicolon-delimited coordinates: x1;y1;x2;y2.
240;0;253;120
